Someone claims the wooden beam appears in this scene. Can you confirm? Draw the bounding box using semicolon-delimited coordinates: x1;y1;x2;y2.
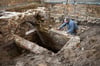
49;28;73;38
14;35;50;54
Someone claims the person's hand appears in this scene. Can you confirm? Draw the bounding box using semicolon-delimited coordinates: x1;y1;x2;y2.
65;32;68;34
56;28;60;30
65;32;70;35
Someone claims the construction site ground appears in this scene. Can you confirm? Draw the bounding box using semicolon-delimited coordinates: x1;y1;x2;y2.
0;4;100;66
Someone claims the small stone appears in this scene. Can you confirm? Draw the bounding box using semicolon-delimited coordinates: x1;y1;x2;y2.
38;63;47;66
81;47;84;51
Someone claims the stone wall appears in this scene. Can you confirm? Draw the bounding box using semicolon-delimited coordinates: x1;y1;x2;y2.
48;4;100;23
67;4;100;24
67;4;100;18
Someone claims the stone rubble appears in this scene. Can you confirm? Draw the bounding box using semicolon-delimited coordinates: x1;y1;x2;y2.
0;7;48;44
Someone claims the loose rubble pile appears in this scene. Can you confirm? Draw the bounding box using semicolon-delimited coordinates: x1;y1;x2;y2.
0;7;49;64
0;7;47;44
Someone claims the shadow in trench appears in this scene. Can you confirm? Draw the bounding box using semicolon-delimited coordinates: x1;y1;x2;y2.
31;30;68;53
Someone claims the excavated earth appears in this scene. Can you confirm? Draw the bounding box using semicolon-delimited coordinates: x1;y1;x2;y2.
0;6;100;66
74;25;100;66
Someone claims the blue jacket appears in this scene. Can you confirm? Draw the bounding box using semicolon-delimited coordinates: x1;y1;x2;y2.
59;20;78;35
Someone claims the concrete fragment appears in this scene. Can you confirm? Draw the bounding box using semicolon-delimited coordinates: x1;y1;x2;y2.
16;61;25;66
38;62;47;66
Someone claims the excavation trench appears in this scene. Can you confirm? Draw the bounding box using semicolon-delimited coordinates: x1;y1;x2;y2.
27;29;69;53
19;21;70;53
0;18;69;65
0;26;69;62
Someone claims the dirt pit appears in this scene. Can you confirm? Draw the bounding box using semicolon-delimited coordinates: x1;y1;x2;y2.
15;21;69;53
25;29;69;53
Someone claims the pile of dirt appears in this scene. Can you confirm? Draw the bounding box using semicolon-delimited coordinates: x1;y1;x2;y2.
75;25;100;66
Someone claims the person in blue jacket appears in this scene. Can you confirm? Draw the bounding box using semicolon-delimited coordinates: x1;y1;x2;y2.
58;18;78;35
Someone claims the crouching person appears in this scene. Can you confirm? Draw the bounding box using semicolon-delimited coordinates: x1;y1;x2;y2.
58;18;78;35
